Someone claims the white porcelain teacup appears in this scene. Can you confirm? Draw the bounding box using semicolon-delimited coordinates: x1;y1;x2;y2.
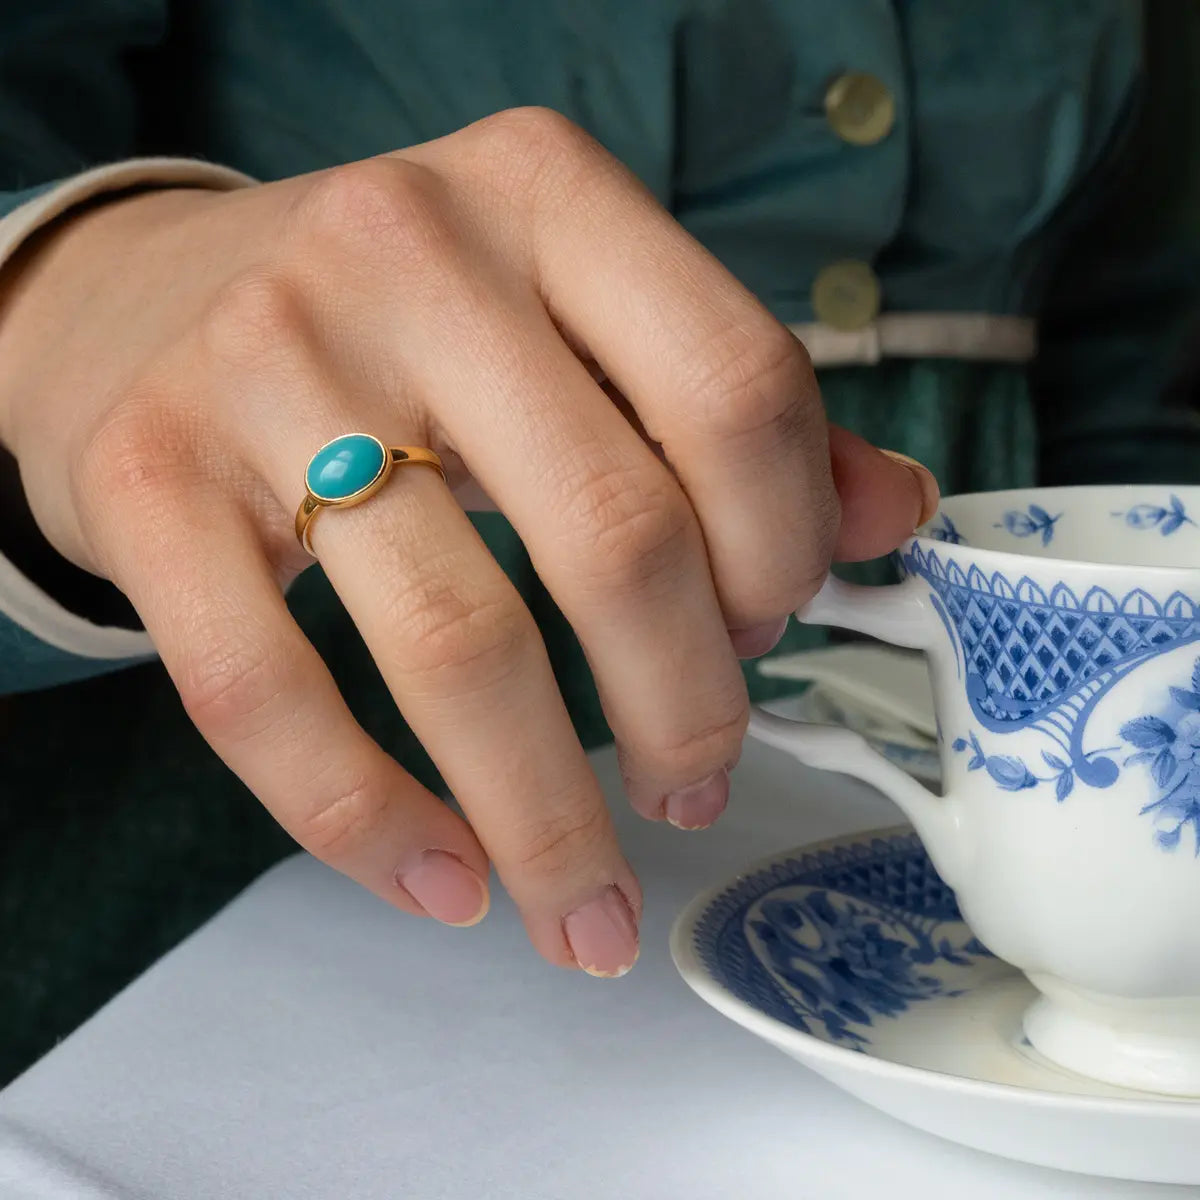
749;485;1200;1095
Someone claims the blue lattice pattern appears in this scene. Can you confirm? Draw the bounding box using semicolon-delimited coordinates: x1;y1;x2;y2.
902;545;1200;725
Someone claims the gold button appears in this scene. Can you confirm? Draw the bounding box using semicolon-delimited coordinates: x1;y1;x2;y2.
811;260;882;331
824;71;895;146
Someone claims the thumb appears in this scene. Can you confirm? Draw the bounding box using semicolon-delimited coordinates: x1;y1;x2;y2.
828;425;940;562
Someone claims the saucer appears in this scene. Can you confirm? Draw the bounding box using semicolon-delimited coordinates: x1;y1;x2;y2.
670;827;1200;1184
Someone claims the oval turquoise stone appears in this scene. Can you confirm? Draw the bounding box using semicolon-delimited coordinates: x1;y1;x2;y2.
305;434;387;501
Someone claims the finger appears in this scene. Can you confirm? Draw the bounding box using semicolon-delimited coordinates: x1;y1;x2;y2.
313;470;643;976
830;427;941;561
438;112;840;633
230;347;644;978
359;294;745;829
280;161;749;829
85;442;491;928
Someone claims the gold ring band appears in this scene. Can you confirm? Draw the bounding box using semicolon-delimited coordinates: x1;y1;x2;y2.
295;434;446;556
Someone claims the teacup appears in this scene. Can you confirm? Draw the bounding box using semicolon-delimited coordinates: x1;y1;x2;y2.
749;485;1200;1095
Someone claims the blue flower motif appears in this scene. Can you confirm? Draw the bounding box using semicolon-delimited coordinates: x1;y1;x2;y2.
995;505;1061;547
984;755;1038;791
952;731;1074;798
840;924;915;992
928;514;965;545
1120;657;1200;854
747;889;977;1045
1113;494;1196;537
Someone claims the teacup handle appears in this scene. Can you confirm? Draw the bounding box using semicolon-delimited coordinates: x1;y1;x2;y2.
748;575;967;886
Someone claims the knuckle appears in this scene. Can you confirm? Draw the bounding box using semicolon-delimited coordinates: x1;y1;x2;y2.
175;635;284;740
198;269;307;370
561;461;693;593
476;105;593;162
727;537;834;629
299;157;453;267
73;399;190;522
387;567;533;684
652;706;748;781
687;321;817;438
292;774;390;864
762;491;841;617
468;106;606;197
512;801;611;879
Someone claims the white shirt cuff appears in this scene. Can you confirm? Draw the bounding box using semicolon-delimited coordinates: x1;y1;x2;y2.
0;158;256;659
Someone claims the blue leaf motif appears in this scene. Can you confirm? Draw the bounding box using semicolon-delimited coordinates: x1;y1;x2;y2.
1028;504;1051;524
1153;748;1180;788
1120;716;1175;749
1171;686;1200;711
929;515;965;545
984;755;1037;791
1157;826;1183;851
967;732;986;771
1162;513;1186;536
1124;504;1168;530
1055;770;1075;802
1041;750;1068;770
1001;511;1037;537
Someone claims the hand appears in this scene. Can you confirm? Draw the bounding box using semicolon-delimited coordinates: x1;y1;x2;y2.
0;109;934;976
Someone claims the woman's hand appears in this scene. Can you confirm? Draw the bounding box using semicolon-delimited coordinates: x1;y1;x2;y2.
0;109;933;976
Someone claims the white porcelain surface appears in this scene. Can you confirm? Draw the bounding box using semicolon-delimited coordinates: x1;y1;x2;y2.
758;643;938;738
749;485;1200;1095
764;687;941;785
671;827;1200;1184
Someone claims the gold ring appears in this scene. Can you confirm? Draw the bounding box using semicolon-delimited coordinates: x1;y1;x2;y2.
295;433;446;556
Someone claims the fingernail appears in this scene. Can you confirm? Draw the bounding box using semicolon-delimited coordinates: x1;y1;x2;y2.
563;885;640;978
398;850;490;927
664;768;730;830
729;615;789;659
880;450;940;529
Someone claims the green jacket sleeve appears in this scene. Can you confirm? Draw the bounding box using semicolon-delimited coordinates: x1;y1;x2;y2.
0;2;169;694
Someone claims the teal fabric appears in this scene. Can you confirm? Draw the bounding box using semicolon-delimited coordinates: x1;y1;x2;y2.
0;1;1198;1082
0;620;146;694
2;0;1196;699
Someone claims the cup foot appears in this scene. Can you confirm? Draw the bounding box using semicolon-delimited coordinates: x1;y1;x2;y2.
1023;978;1200;1097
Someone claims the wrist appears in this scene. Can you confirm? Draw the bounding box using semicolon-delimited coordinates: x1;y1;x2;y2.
0;164;250;451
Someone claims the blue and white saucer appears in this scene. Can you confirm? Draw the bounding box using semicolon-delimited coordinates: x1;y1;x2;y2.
670;828;1200;1184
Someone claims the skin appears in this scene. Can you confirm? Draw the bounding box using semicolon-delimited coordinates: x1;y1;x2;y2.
0;108;935;976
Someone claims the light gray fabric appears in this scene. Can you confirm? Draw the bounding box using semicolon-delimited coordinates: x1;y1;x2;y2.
0;742;1183;1199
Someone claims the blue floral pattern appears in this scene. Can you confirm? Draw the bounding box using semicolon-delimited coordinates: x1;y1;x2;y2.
901;544;1200;789
950;730;1090;802
1119;657;1200;854
928;513;966;545
995;505;1061;546
690;833;992;1049
1112;495;1196;537
903;543;1200;855
745;888;986;1046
